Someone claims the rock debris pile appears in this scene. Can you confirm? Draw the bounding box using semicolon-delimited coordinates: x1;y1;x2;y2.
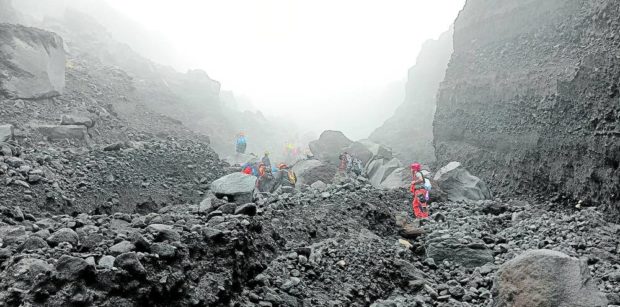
0;170;618;306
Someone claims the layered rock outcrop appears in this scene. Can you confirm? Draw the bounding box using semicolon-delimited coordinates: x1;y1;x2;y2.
370;28;453;164
434;0;620;217
0;23;65;99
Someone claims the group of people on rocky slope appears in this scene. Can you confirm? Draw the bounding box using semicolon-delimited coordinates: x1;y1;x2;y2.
239;151;297;193
338;151;363;176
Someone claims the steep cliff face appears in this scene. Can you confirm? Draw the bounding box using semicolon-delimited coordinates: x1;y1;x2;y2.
370;28;453;165
434;0;620;216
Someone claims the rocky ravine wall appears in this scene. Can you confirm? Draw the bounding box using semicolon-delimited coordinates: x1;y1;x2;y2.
370;28;453;165
434;0;620;216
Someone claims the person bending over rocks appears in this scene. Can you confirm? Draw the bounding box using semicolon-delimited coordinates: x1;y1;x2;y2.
410;163;429;219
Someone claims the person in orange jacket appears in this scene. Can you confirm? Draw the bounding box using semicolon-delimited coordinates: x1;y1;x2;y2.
410;163;429;219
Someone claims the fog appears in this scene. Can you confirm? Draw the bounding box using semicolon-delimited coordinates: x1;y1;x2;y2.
102;0;465;139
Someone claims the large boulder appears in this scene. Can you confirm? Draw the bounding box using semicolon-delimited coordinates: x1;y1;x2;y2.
0;24;65;99
0;124;13;142
358;139;393;161
308;130;353;165
425;233;494;268
36;125;88;140
60;114;95;128
345;141;373;166
492;249;608;307
369;158;402;187
210;172;256;203
379;167;410;189
433;162;491;201
292;159;337;188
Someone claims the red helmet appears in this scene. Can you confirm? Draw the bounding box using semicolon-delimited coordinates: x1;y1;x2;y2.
410;163;421;172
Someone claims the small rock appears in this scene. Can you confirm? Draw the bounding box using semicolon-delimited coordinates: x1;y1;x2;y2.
234;203;257;216
109;240;136;255
98;255;115;269
151;243;176;259
114;252;146;276
55;255;94;280
47;228;79;247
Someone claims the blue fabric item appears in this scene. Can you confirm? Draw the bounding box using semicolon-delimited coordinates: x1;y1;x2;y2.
236;136;246;145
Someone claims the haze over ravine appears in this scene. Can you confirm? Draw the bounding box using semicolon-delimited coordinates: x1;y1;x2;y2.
101;0;465;139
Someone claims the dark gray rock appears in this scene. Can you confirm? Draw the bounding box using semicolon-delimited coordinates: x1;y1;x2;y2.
203;228;225;242
109;240;136;255
210;172;256;204
219;203;237;214
19;236;49;251
234;203;257;216
308;130;353;165
426;236;493;268
55;255;94;280
0;225;26;245
291;159;336;188
114;252;146;276
492;249;608;307
344;141;374;166
151;243;176;259
47;228;79;246
146;224;180;242
5;258;53;289
433;162;491;201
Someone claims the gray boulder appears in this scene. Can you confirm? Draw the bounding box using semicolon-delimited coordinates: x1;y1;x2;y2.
345;141;373;166
5;258;53;289
358;139;393;161
308;130;353;165
0;124;13;142
369;158;402;187
61;114;95;128
97;255;116;269
47;228;79;246
0;225;26;245
55;255;94;280
426;235;493;268
0;24;65;99
433;162;491;201
18;236;49;251
98;255;115;269
210;172;256;204
380;167;410;189
291;159;336;188
492;249;608;307
36;125;88;140
151;243;176;259
114;252;146;276
109;241;136;255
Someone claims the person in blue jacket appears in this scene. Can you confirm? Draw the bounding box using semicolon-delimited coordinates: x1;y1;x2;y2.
236;133;247;154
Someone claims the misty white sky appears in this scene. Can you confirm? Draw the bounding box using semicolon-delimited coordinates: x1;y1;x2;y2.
105;0;465;139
